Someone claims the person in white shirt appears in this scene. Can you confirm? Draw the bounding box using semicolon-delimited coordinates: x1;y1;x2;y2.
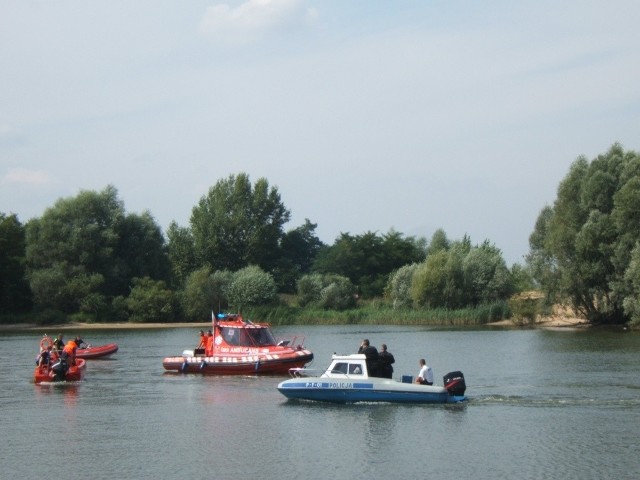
415;358;433;385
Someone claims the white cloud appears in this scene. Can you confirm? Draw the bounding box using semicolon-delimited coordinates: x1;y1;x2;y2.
198;0;315;44
2;168;52;186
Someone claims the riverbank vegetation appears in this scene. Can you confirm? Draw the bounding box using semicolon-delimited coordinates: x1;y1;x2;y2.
2;145;640;328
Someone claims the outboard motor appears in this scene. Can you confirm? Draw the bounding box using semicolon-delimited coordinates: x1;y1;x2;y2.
443;371;466;396
51;358;69;382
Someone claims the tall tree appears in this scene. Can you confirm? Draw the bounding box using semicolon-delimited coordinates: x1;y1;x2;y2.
25;186;169;317
0;213;32;313
313;230;425;297
527;144;640;324
190;173;291;273
276;219;324;292
166;221;197;288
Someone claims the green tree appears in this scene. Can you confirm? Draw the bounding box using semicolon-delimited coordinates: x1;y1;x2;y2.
386;263;419;308
0;213;32;313
166;221;197;288
426;228;450;257
462;241;514;306
181;267;232;320
276;219;324;293
296;273;324;307
227;265;277;310
622;243;640;326
126;277;176;323
190;174;290;273
527;144;640;324
318;274;357;310
25;186;170;318
313;230;425;297
296;273;357;310
112;211;171;296
411;235;512;309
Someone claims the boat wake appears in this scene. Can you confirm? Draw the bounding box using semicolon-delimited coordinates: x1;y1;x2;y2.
468;394;640;408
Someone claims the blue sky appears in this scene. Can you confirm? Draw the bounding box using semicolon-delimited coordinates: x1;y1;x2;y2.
1;0;639;265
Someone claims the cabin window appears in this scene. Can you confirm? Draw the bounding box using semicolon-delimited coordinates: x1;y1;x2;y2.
221;327;240;346
349;364;363;375
246;328;276;346
331;362;348;374
220;326;277;347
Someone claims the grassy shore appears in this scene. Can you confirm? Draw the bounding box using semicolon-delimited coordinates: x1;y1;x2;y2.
0;305;591;331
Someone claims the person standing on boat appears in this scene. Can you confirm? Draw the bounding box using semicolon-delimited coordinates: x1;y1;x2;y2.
62;338;78;366
358;339;380;376
378;344;395;379
415;358;433;385
205;330;214;356
196;330;206;352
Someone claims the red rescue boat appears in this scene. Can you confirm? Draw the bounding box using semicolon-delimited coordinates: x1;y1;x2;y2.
163;313;314;375
76;343;119;359
34;336;86;384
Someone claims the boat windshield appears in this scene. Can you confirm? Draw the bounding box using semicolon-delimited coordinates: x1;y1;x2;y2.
220;326;277;347
330;362;363;375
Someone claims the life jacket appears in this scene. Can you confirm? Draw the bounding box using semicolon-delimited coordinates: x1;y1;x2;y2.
63;340;77;358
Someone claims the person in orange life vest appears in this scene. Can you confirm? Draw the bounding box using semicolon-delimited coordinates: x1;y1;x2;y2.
196;330;206;349
63;339;78;365
205;330;214;356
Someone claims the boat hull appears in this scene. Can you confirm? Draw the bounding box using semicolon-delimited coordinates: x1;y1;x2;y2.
76;343;119;359
34;359;86;384
277;377;466;404
163;350;314;375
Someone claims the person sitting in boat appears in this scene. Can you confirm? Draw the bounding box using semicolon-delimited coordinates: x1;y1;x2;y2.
53;333;65;352
378;343;395;379
36;345;53;366
358;339;380;377
74;336;87;349
195;330;206;354
415;358;433;386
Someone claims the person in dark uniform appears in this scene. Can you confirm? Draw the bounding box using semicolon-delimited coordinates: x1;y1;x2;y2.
53;333;65;352
358;339;380;377
378;343;395;379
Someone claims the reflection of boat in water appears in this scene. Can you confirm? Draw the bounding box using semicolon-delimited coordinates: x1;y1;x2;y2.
76;343;118;359
277;353;466;404
162;313;314;375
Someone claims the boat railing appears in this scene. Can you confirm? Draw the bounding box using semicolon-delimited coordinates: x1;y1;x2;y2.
276;334;306;350
288;367;324;378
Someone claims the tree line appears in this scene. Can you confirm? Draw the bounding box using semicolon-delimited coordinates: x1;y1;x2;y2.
2;146;640;326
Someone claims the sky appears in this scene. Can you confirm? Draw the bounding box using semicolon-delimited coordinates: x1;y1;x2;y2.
1;0;639;266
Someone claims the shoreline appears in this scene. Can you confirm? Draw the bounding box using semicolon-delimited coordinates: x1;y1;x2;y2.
0;322;213;332
487;316;590;329
0;316;592;332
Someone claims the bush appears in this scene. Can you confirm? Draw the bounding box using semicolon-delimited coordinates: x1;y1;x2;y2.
227;265;277;310
126;277;177;323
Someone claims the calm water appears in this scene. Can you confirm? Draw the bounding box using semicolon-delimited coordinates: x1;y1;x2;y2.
2;325;639;479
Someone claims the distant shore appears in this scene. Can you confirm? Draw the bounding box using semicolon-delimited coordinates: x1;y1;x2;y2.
0;315;591;332
0;322;212;332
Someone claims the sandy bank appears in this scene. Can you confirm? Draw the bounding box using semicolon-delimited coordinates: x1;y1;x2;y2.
488;315;590;329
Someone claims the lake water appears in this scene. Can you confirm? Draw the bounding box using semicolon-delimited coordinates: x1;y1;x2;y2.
2;324;639;479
